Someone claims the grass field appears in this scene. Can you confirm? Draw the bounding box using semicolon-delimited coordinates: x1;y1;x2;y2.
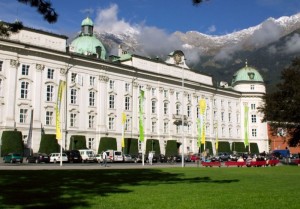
0;166;299;209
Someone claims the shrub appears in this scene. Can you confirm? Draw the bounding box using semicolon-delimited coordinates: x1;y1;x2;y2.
165;140;178;157
38;134;60;154
232;142;246;153
200;141;213;155
247;143;259;154
123;138;139;155
69;135;87;150
1;130;23;156
98;137;117;153
145;139;161;156
218;141;231;153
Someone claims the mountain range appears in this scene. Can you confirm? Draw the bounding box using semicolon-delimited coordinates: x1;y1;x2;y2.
94;13;300;92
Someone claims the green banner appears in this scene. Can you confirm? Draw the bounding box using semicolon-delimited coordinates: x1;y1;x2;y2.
139;90;145;142
244;105;249;147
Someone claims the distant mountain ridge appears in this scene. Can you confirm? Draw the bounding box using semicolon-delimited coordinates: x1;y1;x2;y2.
94;13;300;92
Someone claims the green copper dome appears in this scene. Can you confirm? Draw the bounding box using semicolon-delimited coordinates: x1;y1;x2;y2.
232;62;264;86
81;17;94;26
69;17;107;60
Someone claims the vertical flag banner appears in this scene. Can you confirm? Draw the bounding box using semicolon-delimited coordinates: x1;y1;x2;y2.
27;109;34;154
121;112;126;148
215;123;219;151
199;99;207;148
139;90;145;142
244;105;249;147
56;80;66;140
197;118;201;147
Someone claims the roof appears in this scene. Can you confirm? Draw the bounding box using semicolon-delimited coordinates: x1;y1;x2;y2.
232;62;264;86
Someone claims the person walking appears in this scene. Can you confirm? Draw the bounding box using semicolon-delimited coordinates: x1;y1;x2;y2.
148;151;153;165
102;151;108;167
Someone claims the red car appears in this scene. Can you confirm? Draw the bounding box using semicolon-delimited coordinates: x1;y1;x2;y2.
190;154;200;162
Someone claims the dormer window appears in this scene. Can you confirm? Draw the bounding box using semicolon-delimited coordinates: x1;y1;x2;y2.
248;72;255;80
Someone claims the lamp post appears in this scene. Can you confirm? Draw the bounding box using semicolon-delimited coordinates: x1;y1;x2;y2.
181;64;185;168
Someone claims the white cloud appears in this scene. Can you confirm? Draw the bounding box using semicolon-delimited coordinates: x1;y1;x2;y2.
207;25;216;34
282;33;300;54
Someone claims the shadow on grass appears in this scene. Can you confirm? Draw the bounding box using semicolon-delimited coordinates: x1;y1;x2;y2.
0;169;239;209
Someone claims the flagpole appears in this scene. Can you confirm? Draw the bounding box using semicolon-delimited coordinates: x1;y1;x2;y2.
181;64;185;167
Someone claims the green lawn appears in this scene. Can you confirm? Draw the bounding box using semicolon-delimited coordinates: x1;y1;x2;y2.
0;166;299;209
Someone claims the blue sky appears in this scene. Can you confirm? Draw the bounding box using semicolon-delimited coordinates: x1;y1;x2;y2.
0;0;300;37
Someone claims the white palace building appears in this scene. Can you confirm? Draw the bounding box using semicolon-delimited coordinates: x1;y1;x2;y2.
0;17;268;155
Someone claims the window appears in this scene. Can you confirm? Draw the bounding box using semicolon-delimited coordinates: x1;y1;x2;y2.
89;91;95;106
108;117;115;130
250;84;255;90
176;104;180;115
0;60;3;71
151;121;157;133
221;112;224;121
20;81;29;99
164;90;168;98
71;73;77;83
88;138;94;149
89;76;95;86
70;89;77;104
89;115;95;128
125;118;131;131
229;128;232;136
125;96;130;110
125;83;130;92
176;125;180;134
21;64;29;75
214;111;217;119
188;124;191;134
164;122;169;133
251;115;257;123
47;68;54;79
151;88;156;96
251;103;256;110
176;92;180;100
20;108;28;123
45;111;53;125
70;113;77;127
228;113;231;122
46;85;54;102
187;106;191;117
109;95;115;109
164;102;168;115
109;80;114;90
151;100;156;114
187;94;191;101
0;78;2;96
252;129;257;137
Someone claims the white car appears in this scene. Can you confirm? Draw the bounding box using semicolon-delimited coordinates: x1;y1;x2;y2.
49;153;68;163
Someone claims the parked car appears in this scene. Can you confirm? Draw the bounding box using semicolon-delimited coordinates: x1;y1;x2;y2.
123;154;133;163
65;150;82;163
158;154;167;163
217;152;231;162
96;151;112;163
3;153;23;163
78;149;97;163
184;155;192;162
132;153;143;163
49;153;68;163
190;154;200;162
26;153;49;163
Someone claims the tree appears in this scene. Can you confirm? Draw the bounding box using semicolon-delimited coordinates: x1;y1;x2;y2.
260;57;300;147
0;0;57;37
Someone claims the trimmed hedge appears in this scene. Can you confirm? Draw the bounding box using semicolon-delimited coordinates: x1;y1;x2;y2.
218;141;231;153
123;138;139;155
98;137;117;153
38;134;60;154
165;140;178;157
1;130;24;156
69;135;87;150
200;141;213;155
246;143;259;154
232;142;247;153
145;139;161;156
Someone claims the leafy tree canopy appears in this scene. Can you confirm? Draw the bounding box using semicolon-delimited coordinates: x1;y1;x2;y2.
260;57;300;147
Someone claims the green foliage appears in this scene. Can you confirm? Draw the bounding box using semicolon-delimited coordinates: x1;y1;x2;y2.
200;141;213;155
38;134;60;154
98;137;117;153
260;57;300;147
123;138;138;155
246;143;259;154
1;130;24;156
232;142;246;153
165;140;178;157
218;141;231;153
145;139;161;156
69;135;87;150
